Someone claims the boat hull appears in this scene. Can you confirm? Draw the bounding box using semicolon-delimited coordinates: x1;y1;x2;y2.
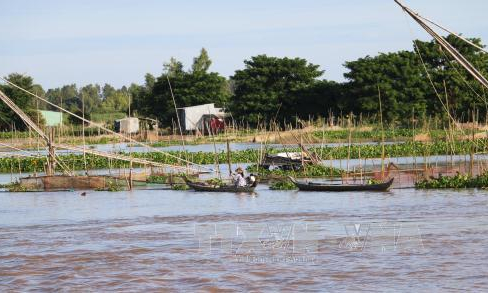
289;177;394;192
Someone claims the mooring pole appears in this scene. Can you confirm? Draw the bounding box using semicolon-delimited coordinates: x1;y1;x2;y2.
47;128;55;176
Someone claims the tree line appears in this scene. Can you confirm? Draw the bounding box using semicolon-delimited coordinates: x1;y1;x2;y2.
1;35;487;131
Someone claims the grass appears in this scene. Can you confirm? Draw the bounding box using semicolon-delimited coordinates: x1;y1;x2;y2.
91;112;126;123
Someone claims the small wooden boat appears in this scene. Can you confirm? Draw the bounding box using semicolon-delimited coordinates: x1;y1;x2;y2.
183;177;257;193
288;176;394;192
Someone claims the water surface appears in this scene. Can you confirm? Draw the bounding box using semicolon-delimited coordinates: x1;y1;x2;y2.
0;186;487;291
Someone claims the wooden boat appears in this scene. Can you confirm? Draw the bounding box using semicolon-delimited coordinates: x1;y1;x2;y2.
288;176;394;192
183;177;257;193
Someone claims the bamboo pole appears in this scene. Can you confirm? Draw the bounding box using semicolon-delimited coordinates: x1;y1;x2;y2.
470;108;475;177
378;85;385;178
226;139;232;176
166;76;189;173
82;93;87;175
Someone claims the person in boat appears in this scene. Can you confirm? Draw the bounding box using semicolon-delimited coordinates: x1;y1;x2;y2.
247;173;257;187
232;167;247;187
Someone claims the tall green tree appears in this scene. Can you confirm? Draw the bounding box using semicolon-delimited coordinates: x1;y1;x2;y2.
229;55;323;125
343;34;488;124
79;84;102;114
0;73;43;130
192;48;212;73
46;84;78;112
414;35;488;120
344;51;429;124
132;49;230;124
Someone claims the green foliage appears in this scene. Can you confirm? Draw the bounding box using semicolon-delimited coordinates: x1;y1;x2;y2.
171;184;189;190
1;139;487;174
0;73;44;131
147;174;168;184
94;180;123;191
68;109;91;125
246;164;342;178
5;182;29;192
205;177;225;187
367;178;383;185
415;172;488;189
45;83;129;124
91;112;126;123
132;48;230;124
100;92;129;113
311;128;461;141
46;84;78;112
192;48;212;73
344;51;429;124
3;34;487;131
269;180;297;190
343;35;488;125
230;55;323;125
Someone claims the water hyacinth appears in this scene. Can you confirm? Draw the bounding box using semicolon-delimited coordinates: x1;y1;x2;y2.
415;172;488;189
246;164;343;178
269;180;297;190
0;139;486;173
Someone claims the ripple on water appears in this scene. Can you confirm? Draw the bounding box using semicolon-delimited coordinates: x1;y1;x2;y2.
0;188;487;291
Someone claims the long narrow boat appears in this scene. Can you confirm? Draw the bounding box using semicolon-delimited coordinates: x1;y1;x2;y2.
183;177;257;193
288;176;394;192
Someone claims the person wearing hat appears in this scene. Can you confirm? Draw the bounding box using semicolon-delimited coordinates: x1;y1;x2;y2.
233;167;247;187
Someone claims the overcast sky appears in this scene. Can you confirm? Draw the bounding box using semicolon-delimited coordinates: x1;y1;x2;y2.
1;0;487;89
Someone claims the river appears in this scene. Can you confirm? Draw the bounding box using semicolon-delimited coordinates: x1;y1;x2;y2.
0;185;487;291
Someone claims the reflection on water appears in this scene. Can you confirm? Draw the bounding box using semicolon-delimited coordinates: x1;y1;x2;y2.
0;186;487;291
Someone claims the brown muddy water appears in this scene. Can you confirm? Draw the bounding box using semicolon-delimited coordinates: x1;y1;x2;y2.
0;185;487;291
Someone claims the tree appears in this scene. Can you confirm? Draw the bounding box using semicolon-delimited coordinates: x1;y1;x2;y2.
414;35;488;120
344;51;429;124
229;55;323;125
343;34;488;125
46;84;78;111
130;74;155;117
102;83;116;100
296;80;347;119
132;50;230;124
101;91;130;113
0;73;43;131
79;84;102;114
192;48;212;73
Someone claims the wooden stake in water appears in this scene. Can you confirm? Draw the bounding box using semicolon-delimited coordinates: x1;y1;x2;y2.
378;85;385;178
226;139;232;176
82;93;88;175
128;93;133;190
470;108;475;177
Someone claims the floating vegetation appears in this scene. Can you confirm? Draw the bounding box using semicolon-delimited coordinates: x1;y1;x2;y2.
95;180;124;192
367;178;383;185
146;174;168;184
171;184;189;190
0;139;487;174
269;180;297;190
311;129;470;141
205;178;225;187
247;164;342;178
415;172;488;189
3;182;30;192
147;173;190;185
